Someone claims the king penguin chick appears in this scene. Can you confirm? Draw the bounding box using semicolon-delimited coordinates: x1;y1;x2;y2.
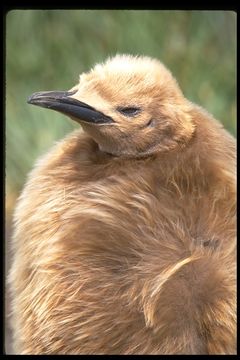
9;55;236;355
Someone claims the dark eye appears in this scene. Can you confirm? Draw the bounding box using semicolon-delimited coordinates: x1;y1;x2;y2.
117;107;141;117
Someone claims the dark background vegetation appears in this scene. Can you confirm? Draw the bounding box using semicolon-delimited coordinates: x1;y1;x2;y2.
5;10;236;353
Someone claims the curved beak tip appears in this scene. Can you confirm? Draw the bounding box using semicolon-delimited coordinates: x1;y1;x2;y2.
27;94;34;104
26;90;114;125
27;92;45;105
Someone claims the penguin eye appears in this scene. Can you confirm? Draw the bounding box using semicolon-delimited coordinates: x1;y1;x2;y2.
117;107;141;117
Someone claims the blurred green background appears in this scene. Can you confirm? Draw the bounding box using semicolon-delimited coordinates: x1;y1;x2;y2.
6;10;236;217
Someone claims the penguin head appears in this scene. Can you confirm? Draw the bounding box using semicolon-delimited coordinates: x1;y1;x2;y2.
28;55;195;158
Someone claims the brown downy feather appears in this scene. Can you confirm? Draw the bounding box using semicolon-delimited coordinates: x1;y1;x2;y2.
8;55;236;354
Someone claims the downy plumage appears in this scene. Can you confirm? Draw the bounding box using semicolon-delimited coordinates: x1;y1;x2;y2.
9;55;236;354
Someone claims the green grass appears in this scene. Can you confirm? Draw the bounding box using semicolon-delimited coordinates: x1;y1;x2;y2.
6;10;236;213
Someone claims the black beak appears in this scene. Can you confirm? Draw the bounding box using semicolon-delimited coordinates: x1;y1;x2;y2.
27;89;114;125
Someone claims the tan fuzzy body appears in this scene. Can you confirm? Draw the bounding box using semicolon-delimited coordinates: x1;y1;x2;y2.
9;56;236;354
